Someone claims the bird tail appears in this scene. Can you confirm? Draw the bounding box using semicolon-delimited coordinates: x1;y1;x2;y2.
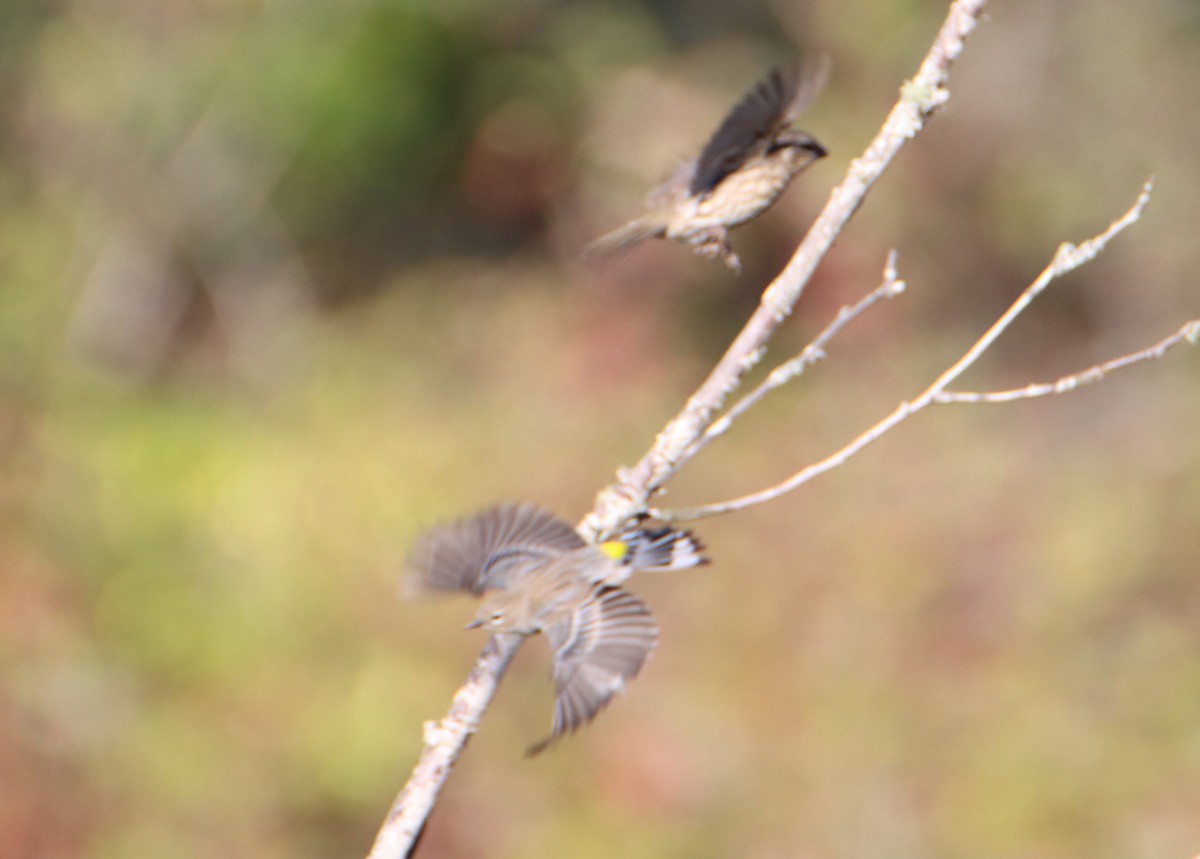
582;216;665;261
617;526;708;572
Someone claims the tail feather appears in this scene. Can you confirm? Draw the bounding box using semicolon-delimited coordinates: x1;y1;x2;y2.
583;216;665;261
623;527;708;572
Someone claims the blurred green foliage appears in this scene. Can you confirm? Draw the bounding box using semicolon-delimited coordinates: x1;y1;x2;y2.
2;1;1199;857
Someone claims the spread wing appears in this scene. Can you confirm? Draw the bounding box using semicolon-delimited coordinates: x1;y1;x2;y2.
529;586;658;754
690;56;830;197
405;502;585;595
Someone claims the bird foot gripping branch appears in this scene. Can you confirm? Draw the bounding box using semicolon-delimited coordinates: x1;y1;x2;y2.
686;226;741;271
405;503;707;754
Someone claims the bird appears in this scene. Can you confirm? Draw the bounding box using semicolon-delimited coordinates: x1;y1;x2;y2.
405;502;707;754
585;57;830;271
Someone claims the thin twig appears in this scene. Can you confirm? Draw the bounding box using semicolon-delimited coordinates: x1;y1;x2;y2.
584;0;990;540
685;250;906;461
661;182;1170;522
920;180;1154;398
935;320;1200;404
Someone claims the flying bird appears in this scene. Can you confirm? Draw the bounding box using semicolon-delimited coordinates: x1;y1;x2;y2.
586;57;830;271
405;502;707;754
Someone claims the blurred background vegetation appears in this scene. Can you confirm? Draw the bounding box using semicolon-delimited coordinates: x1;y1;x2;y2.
2;0;1199;857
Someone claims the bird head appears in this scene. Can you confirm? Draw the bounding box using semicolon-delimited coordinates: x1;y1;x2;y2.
466;588;540;634
465;605;508;631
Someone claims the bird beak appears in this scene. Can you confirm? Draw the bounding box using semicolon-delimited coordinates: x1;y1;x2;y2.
801;139;827;159
464;618;483;630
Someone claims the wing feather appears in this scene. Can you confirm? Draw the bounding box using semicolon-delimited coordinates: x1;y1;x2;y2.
405;503;584;594
690;56;830;197
530;587;658;753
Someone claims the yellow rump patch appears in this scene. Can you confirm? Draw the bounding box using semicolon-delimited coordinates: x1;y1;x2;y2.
598;540;630;562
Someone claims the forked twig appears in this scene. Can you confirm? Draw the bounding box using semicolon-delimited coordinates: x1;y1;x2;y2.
685;250;906;462
661;182;1199;521
934;321;1200;404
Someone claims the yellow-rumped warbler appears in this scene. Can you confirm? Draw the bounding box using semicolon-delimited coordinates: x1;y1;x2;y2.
405;502;707;754
585;58;829;271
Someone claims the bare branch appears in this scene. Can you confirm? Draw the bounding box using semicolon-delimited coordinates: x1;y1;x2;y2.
368;3;992;855
366;635;522;859
663;181;1172;522
687;250;906;460
919;179;1154;398
584;0;990;540
935;320;1200;404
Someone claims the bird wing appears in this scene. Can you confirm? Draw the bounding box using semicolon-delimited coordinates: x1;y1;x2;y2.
529;586;658;754
405;503;585;595
689;56;830;197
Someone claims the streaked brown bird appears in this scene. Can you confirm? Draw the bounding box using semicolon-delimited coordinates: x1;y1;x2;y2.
405;502;707;754
586;58;830;271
